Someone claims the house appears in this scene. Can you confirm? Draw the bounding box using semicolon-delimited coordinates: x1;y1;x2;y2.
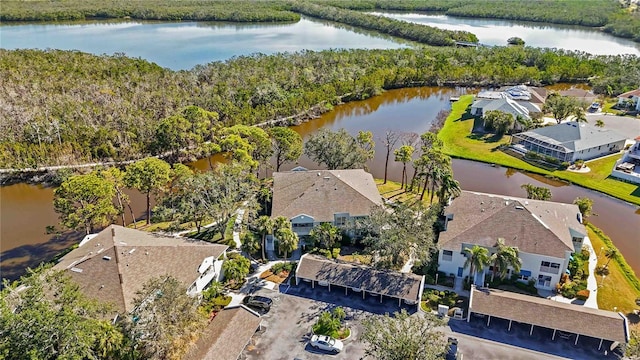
510;121;627;162
271;169;383;236
53;225;228;314
616;88;640;111
611;136;640;184
468;287;628;350
471;85;543;131
558;88;597;106
183;305;262;360
295;254;424;307
437;191;586;291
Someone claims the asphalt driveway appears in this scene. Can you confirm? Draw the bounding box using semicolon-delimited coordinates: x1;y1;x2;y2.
585;113;640;139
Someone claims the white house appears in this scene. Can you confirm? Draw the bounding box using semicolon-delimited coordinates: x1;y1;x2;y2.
611;136;640;184
510;121;627;162
53;225;228;314
617;88;640;111
271;169;383;237
437;191;586;291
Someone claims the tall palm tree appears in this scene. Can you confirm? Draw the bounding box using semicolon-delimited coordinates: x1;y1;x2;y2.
429;165;444;204
255;215;274;260
394;145;414;189
276;227;299;261
604;248;618;268
490;238;522;282
309;222;341;249
463;245;491;286
437;169;461;208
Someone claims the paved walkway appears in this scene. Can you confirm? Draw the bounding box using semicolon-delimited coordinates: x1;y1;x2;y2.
544;236;598;309
231;208;245;249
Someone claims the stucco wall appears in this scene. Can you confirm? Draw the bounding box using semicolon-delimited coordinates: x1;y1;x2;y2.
571;140;625;162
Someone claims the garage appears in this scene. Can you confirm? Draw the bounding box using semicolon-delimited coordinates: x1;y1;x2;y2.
468;287;629;351
295;254;424;308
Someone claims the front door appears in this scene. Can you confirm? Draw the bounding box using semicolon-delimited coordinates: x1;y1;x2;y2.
457;267;463;277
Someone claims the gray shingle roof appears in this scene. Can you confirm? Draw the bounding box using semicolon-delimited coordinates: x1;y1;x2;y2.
296;254;423;302
53;225;228;313
271;169;382;222
517;122;627;152
184;306;262;360
439;191;585;258
470;288;628;343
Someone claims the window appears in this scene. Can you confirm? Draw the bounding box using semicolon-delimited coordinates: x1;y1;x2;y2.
538;275;552;288
518;274;529;281
540;261;561;274
442;250;453;261
335;216;347;226
572;236;583;244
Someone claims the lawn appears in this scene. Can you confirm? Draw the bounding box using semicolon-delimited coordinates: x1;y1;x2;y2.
375;178;436;207
587;224;640;330
439;95;640;206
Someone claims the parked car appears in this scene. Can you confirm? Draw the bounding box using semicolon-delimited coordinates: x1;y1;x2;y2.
446;337;458;360
242;295;272;311
588;102;601;113
309;334;344;354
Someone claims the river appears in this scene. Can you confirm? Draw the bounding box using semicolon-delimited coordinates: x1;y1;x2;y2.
374;12;640;56
1;16;639;280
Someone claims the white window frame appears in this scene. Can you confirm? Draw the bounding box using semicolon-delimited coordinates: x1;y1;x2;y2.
442;250;453;262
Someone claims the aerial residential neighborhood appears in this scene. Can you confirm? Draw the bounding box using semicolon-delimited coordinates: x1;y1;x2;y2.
1;1;640;360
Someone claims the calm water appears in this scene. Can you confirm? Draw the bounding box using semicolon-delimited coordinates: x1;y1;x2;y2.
0;18;410;70
374;12;640;56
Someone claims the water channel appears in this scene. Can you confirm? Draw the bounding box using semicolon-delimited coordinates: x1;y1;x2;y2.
1;16;639;281
375;12;640;56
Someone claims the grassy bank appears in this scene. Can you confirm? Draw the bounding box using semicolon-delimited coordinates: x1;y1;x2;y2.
439;95;640;206
586;224;640;331
375;178;435;207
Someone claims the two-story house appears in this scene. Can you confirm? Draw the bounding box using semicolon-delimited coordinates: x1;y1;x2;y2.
437;191;586;291
54;225;228;316
271;169;383;238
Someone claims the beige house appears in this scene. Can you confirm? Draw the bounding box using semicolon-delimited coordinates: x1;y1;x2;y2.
271;169;383;236
54;225;228;314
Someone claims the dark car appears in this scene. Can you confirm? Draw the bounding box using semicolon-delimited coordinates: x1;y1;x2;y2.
243;295;272;311
446;337;458;360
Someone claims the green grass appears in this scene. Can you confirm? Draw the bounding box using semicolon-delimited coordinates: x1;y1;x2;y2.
439;95;640;206
587;224;640;330
375;178;436;206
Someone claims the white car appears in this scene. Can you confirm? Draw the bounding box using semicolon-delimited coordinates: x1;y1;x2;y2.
309;334;344;353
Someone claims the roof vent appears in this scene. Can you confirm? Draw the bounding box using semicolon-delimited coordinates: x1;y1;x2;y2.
317;172;321;176
515;206;524;210
481;209;485;212
323;176;331;180
128;248;136;254
103;256;112;261
505;201;509;206
111;227;115;237
70;267;83;273
524;201;529;205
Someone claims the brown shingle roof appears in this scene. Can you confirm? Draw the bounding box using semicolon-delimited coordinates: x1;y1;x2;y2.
184;306;262;360
271;169;382;222
558;89;597;103
296;254;423;302
439;191;584;258
53;225;228;313
617;88;640;99
470;288;628;343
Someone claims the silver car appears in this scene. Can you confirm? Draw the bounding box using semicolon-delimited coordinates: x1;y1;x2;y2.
309;334;344;353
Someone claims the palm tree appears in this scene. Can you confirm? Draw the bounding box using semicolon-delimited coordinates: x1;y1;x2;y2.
309;222;341;249
255;215;274;260
429;165;444;204
595;119;605;128
274;215;291;232
276;227;299;261
604;248;618;268
394;145;414;189
490;238;522;282
463;245;491;286
437;169;461;208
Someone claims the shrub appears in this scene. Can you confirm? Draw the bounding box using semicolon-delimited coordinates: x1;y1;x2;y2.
312;307;348;339
576;289;590;301
317;248;332;259
270;262;294;275
561;161;570;169
574;159;585;169
332;248;341;259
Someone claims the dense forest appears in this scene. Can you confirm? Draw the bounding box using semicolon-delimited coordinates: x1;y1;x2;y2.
1;47;639;169
290;2;477;45
0;0;300;22
320;0;640;43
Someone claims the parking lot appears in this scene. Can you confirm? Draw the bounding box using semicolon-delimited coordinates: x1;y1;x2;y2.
240;282;416;360
240;282;622;360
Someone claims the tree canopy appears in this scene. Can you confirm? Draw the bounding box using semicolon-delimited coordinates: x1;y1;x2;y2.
360;310;447;360
269;126;302;172
304;128;374;170
521;183;552;200
53;171;118;234
124;157;172;225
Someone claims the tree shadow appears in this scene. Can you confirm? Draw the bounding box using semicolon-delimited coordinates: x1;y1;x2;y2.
0;231;83;284
454;109;475;122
